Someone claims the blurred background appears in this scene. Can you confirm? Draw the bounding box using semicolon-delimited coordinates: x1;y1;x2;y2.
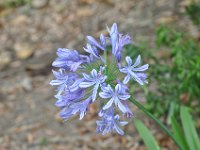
0;0;199;150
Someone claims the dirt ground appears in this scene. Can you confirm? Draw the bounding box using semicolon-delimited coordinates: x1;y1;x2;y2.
0;0;198;150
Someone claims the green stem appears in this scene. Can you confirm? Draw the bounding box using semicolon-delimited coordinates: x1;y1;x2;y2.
103;49;107;65
129;97;184;150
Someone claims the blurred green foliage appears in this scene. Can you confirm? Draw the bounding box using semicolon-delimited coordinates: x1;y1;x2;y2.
126;25;200;118
1;0;31;8
134;119;161;150
185;1;200;25
135;106;200;150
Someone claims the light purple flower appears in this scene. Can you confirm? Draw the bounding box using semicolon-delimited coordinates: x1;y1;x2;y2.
84;44;100;59
60;96;92;120
55;89;84;108
107;23;132;62
50;22;149;135
87;34;106;51
99;84;130;113
96;106;128;135
79;69;107;102
122;101;133;118
52;48;88;71
120;55;149;85
50;69;82;95
115;33;132;62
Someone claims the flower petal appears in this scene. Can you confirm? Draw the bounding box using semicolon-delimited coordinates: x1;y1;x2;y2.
125;56;132;66
129;71;144;85
114;123;124;135
132;64;149;72
91;69;97;78
132;55;141;67
120;121;128;126
92;83;99;102
99;92;112;99
115;84;122;93
69;79;83;92
49;80;64;86
82;73;93;81
87;36;105;50
114;97;127;113
103;97;114;110
100;34;106;48
123;74;130;84
119;68;128;73
79;81;95;88
118;94;130;100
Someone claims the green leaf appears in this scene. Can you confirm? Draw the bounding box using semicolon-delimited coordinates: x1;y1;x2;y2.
134;119;161;150
167;102;176;124
180;106;200;150
171;116;189;150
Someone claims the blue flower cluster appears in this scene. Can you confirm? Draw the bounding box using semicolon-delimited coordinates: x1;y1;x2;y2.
50;23;149;135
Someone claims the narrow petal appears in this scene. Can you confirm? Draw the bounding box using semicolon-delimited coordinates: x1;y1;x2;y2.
100;34;106;47
125;56;132;66
115;98;127;113
103;98;114;110
115;84;122;93
69;79;83;92
114;123;124;135
82;73;93;81
79;82;95;88
70;62;82;72
52;59;66;68
91;69;97;78
55;99;66;107
56;48;70;58
87;36;105;50
110;23;118;34
123;74;130;84
132;64;149;72
92;83;99;102
129;71;144;85
119;68;128;73
118;94;130;100
52;70;60;78
132;55;141;67
79;112;85;120
49;80;64;86
120;121;128;126
110;23;118;55
99;92;112;99
84;44;99;58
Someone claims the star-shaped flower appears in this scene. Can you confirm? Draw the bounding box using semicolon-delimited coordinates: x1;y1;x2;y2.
50;69;82;95
120;55;149;85
79;69;107;102
96;106;128;135
99;84;130;113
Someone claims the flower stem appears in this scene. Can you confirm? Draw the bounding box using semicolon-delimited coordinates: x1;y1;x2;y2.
104;49;107;65
129;97;184;150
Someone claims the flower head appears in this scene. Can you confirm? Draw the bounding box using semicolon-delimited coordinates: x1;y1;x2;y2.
50;23;149;135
